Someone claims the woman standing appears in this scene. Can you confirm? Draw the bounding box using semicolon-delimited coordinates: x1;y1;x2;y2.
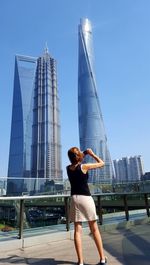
66;147;107;265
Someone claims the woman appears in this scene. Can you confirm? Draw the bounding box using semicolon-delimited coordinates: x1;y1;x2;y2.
66;147;107;265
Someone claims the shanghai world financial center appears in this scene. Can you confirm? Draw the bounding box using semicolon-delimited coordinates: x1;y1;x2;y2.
7;18;114;195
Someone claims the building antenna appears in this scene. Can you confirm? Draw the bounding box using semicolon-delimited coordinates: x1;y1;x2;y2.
45;42;49;54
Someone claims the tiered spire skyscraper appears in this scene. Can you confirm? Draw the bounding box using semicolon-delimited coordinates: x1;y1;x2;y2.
78;18;114;183
31;49;62;182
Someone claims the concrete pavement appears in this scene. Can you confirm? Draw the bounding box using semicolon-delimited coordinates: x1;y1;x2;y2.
0;222;150;265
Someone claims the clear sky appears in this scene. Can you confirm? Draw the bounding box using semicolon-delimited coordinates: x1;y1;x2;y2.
0;0;150;179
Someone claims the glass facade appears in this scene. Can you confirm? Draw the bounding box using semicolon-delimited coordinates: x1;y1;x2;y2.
78;18;114;183
7;55;37;195
31;51;62;184
7;51;62;195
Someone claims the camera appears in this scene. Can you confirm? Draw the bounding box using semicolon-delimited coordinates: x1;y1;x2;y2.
83;150;88;155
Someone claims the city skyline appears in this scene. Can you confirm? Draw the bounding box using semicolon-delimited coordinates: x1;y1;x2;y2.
78;18;114;183
7;50;62;195
0;1;150;179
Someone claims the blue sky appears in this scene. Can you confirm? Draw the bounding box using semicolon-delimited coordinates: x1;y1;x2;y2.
0;0;150;178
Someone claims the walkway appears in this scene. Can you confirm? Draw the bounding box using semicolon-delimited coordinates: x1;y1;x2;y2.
0;222;150;265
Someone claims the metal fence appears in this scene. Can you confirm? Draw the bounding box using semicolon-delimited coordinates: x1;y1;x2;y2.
0;192;149;241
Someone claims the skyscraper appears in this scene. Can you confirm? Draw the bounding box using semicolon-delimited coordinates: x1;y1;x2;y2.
31;49;62;182
113;155;144;182
7;50;62;195
113;158;130;182
78;18;114;183
7;55;37;195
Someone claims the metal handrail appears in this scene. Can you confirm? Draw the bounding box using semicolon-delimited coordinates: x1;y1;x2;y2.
0;190;149;200
0;192;149;241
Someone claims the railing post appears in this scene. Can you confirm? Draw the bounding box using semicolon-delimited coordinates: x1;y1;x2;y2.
123;194;129;221
144;193;150;217
97;195;103;225
64;197;70;231
19;199;24;240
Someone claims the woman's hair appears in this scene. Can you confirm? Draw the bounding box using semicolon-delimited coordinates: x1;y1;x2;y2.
68;147;84;164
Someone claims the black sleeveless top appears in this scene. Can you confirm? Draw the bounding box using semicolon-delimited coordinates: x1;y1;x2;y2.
67;164;91;196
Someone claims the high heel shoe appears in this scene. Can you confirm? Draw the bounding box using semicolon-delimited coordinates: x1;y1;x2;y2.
98;257;107;265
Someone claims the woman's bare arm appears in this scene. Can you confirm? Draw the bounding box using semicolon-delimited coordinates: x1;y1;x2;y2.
82;148;105;173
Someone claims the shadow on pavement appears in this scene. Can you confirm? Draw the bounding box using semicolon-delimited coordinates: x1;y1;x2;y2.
0;255;91;265
101;223;150;265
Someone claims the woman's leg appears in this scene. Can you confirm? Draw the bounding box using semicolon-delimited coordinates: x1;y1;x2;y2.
88;220;105;260
74;222;84;264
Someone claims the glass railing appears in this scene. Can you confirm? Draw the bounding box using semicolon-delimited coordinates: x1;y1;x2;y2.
1;177;150;196
0;192;149;243
0;177;65;196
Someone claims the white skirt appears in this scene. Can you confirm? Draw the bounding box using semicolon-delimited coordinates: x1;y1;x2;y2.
69;195;98;222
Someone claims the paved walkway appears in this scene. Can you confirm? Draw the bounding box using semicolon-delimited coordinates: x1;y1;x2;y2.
0;223;150;265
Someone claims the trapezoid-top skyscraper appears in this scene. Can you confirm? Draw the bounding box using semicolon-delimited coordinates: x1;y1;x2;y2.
78;18;114;183
7;49;62;195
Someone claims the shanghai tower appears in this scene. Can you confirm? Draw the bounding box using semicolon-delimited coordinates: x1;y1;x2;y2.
7;48;62;195
78;18;114;183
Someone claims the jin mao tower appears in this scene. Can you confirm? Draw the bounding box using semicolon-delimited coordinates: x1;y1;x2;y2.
31;49;62;182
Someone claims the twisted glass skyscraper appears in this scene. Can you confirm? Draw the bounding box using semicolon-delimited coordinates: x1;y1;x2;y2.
78;18;114;183
7;50;62;195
